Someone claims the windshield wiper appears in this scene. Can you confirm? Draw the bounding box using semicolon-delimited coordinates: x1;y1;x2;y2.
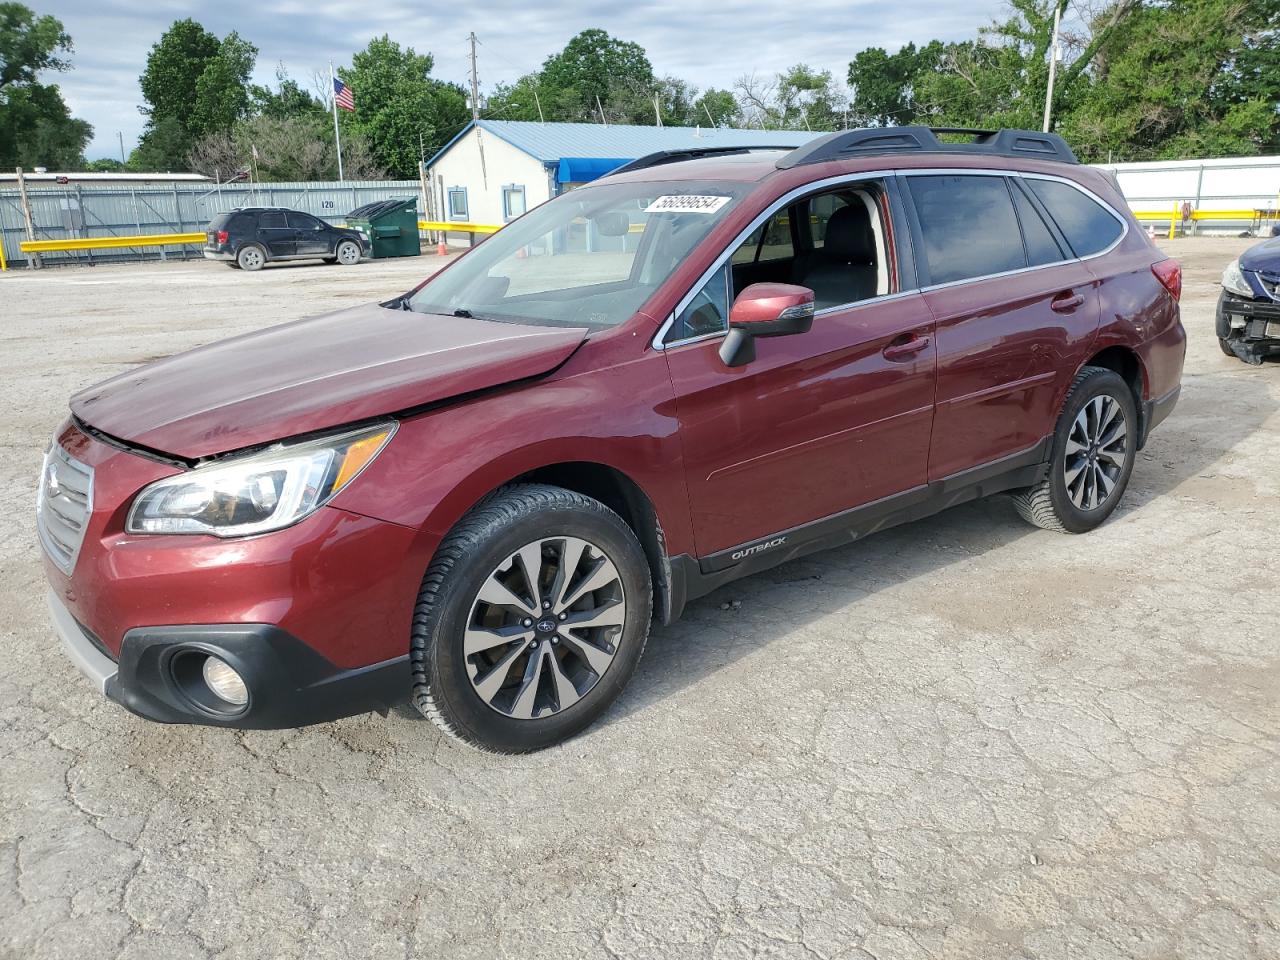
452;308;494;320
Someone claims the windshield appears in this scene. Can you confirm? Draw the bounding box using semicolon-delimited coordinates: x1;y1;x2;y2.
408;179;749;328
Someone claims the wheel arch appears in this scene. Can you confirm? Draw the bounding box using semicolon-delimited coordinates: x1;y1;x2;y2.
509;462;675;626
1078;344;1149;446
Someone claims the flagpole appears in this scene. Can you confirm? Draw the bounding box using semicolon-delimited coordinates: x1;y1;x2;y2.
330;61;345;182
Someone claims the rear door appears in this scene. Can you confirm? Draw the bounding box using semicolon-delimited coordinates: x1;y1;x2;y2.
256;210;295;258
289;212;332;257
901;172;1100;482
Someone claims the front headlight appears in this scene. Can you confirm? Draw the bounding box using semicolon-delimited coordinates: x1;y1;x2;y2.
1222;260;1254;298
126;422;395;537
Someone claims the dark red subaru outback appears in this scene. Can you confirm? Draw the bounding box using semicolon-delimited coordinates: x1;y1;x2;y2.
39;127;1184;753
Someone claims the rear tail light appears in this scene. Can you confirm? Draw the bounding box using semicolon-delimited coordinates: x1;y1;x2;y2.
215;230;229;244
1152;259;1181;301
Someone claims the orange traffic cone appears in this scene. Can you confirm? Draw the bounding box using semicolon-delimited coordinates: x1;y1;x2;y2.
436;239;448;256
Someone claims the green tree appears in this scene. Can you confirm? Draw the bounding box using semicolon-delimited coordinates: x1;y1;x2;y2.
692;88;740;127
1062;0;1278;159
540;29;654;121
137;18;257;169
735;65;848;131
0;3;91;167
83;156;125;172
340;35;467;178
251;65;323;120
847;41;943;126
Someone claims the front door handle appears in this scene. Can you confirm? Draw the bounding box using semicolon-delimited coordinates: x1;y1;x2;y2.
1051;292;1085;313
883;334;931;361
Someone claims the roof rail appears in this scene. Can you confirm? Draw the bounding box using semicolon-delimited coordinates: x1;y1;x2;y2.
776;126;1078;168
607;145;802;177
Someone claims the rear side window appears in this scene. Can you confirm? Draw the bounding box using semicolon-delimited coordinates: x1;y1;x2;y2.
909;175;1024;285
1010;183;1066;266
259;211;286;229
288;212;323;230
1025;179;1123;257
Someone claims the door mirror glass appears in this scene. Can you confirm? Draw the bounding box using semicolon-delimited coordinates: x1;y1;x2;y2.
720;283;815;367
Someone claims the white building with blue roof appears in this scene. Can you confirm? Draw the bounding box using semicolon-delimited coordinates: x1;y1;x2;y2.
424;120;816;227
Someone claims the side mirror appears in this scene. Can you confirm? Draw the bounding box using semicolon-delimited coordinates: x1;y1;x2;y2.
719;283;816;367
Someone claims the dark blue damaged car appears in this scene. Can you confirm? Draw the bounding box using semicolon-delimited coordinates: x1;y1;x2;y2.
1218;237;1280;364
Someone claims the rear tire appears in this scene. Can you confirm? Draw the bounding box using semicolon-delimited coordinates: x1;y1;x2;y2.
1218;337;1236;357
411;484;652;753
236;244;266;271
1012;366;1137;534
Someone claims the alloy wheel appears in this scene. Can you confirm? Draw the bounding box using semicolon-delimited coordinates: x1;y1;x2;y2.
337;241;360;265
1064;395;1128;511
239;247;263;270
465;536;626;720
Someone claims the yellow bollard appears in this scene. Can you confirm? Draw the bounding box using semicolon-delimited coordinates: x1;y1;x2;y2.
0;235;7;271
1167;202;1178;240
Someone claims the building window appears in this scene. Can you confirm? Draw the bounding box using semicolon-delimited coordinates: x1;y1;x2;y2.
502;184;526;221
447;187;468;220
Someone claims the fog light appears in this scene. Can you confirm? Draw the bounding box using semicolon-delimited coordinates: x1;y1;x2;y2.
201;656;248;706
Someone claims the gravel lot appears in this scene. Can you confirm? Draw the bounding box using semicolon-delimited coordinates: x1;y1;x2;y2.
2;239;1277;960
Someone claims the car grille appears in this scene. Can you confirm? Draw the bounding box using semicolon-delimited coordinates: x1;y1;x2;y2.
1257;271;1280;302
36;443;94;575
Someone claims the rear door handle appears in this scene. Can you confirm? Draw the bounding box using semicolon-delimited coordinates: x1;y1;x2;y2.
883;334;931;361
1051;292;1085;313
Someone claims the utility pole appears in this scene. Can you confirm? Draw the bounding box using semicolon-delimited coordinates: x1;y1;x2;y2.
468;32;481;124
653;94;662;127
467;32;488;188
117;132;126;166
596;95;608;126
1042;1;1063;133
533;88;545;123
16;167;40;269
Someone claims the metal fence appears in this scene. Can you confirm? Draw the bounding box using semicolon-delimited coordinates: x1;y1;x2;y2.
0;179;424;267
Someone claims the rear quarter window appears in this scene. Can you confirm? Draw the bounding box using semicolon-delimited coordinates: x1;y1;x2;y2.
1026;179;1123;257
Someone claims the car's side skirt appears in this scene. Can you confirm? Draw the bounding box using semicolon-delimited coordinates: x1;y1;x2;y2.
663;437;1051;621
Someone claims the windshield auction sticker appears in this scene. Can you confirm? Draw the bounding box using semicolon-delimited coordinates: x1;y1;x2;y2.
644;195;732;214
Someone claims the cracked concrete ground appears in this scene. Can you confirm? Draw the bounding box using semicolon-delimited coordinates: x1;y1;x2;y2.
1;238;1277;959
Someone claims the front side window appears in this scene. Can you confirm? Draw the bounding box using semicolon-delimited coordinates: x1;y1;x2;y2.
408;179;748;329
909;175;1025;285
1026;178;1123;257
670;263;731;341
665;181;892;344
448;188;468;220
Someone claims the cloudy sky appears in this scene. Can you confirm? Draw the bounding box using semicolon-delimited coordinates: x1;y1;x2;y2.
37;0;1008;159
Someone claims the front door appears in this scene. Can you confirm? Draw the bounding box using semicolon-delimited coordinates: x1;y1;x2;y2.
665;290;937;558
289;212;332;257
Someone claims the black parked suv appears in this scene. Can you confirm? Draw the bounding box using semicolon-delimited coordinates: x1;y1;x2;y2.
1219;236;1280;364
203;207;369;271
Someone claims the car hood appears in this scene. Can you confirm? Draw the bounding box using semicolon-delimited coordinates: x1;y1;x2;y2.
1240;236;1280;273
71;303;587;459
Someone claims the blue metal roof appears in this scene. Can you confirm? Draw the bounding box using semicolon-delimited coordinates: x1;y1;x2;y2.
429;120;817;168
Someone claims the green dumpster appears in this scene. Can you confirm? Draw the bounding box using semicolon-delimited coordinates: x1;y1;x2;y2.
345;198;421;258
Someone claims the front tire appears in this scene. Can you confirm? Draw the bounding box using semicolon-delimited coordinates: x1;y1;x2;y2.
335;239;361;265
411;484;652;753
1012;366;1137;534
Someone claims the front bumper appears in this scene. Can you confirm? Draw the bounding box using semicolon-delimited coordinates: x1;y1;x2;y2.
1217;291;1280;358
41;420;434;728
48;589;408;727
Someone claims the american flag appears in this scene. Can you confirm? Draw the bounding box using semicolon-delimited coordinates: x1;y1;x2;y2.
333;77;355;112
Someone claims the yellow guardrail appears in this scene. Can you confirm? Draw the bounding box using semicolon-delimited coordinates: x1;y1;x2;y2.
419;220;502;235
19;232;206;253
1131;209;1262;222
